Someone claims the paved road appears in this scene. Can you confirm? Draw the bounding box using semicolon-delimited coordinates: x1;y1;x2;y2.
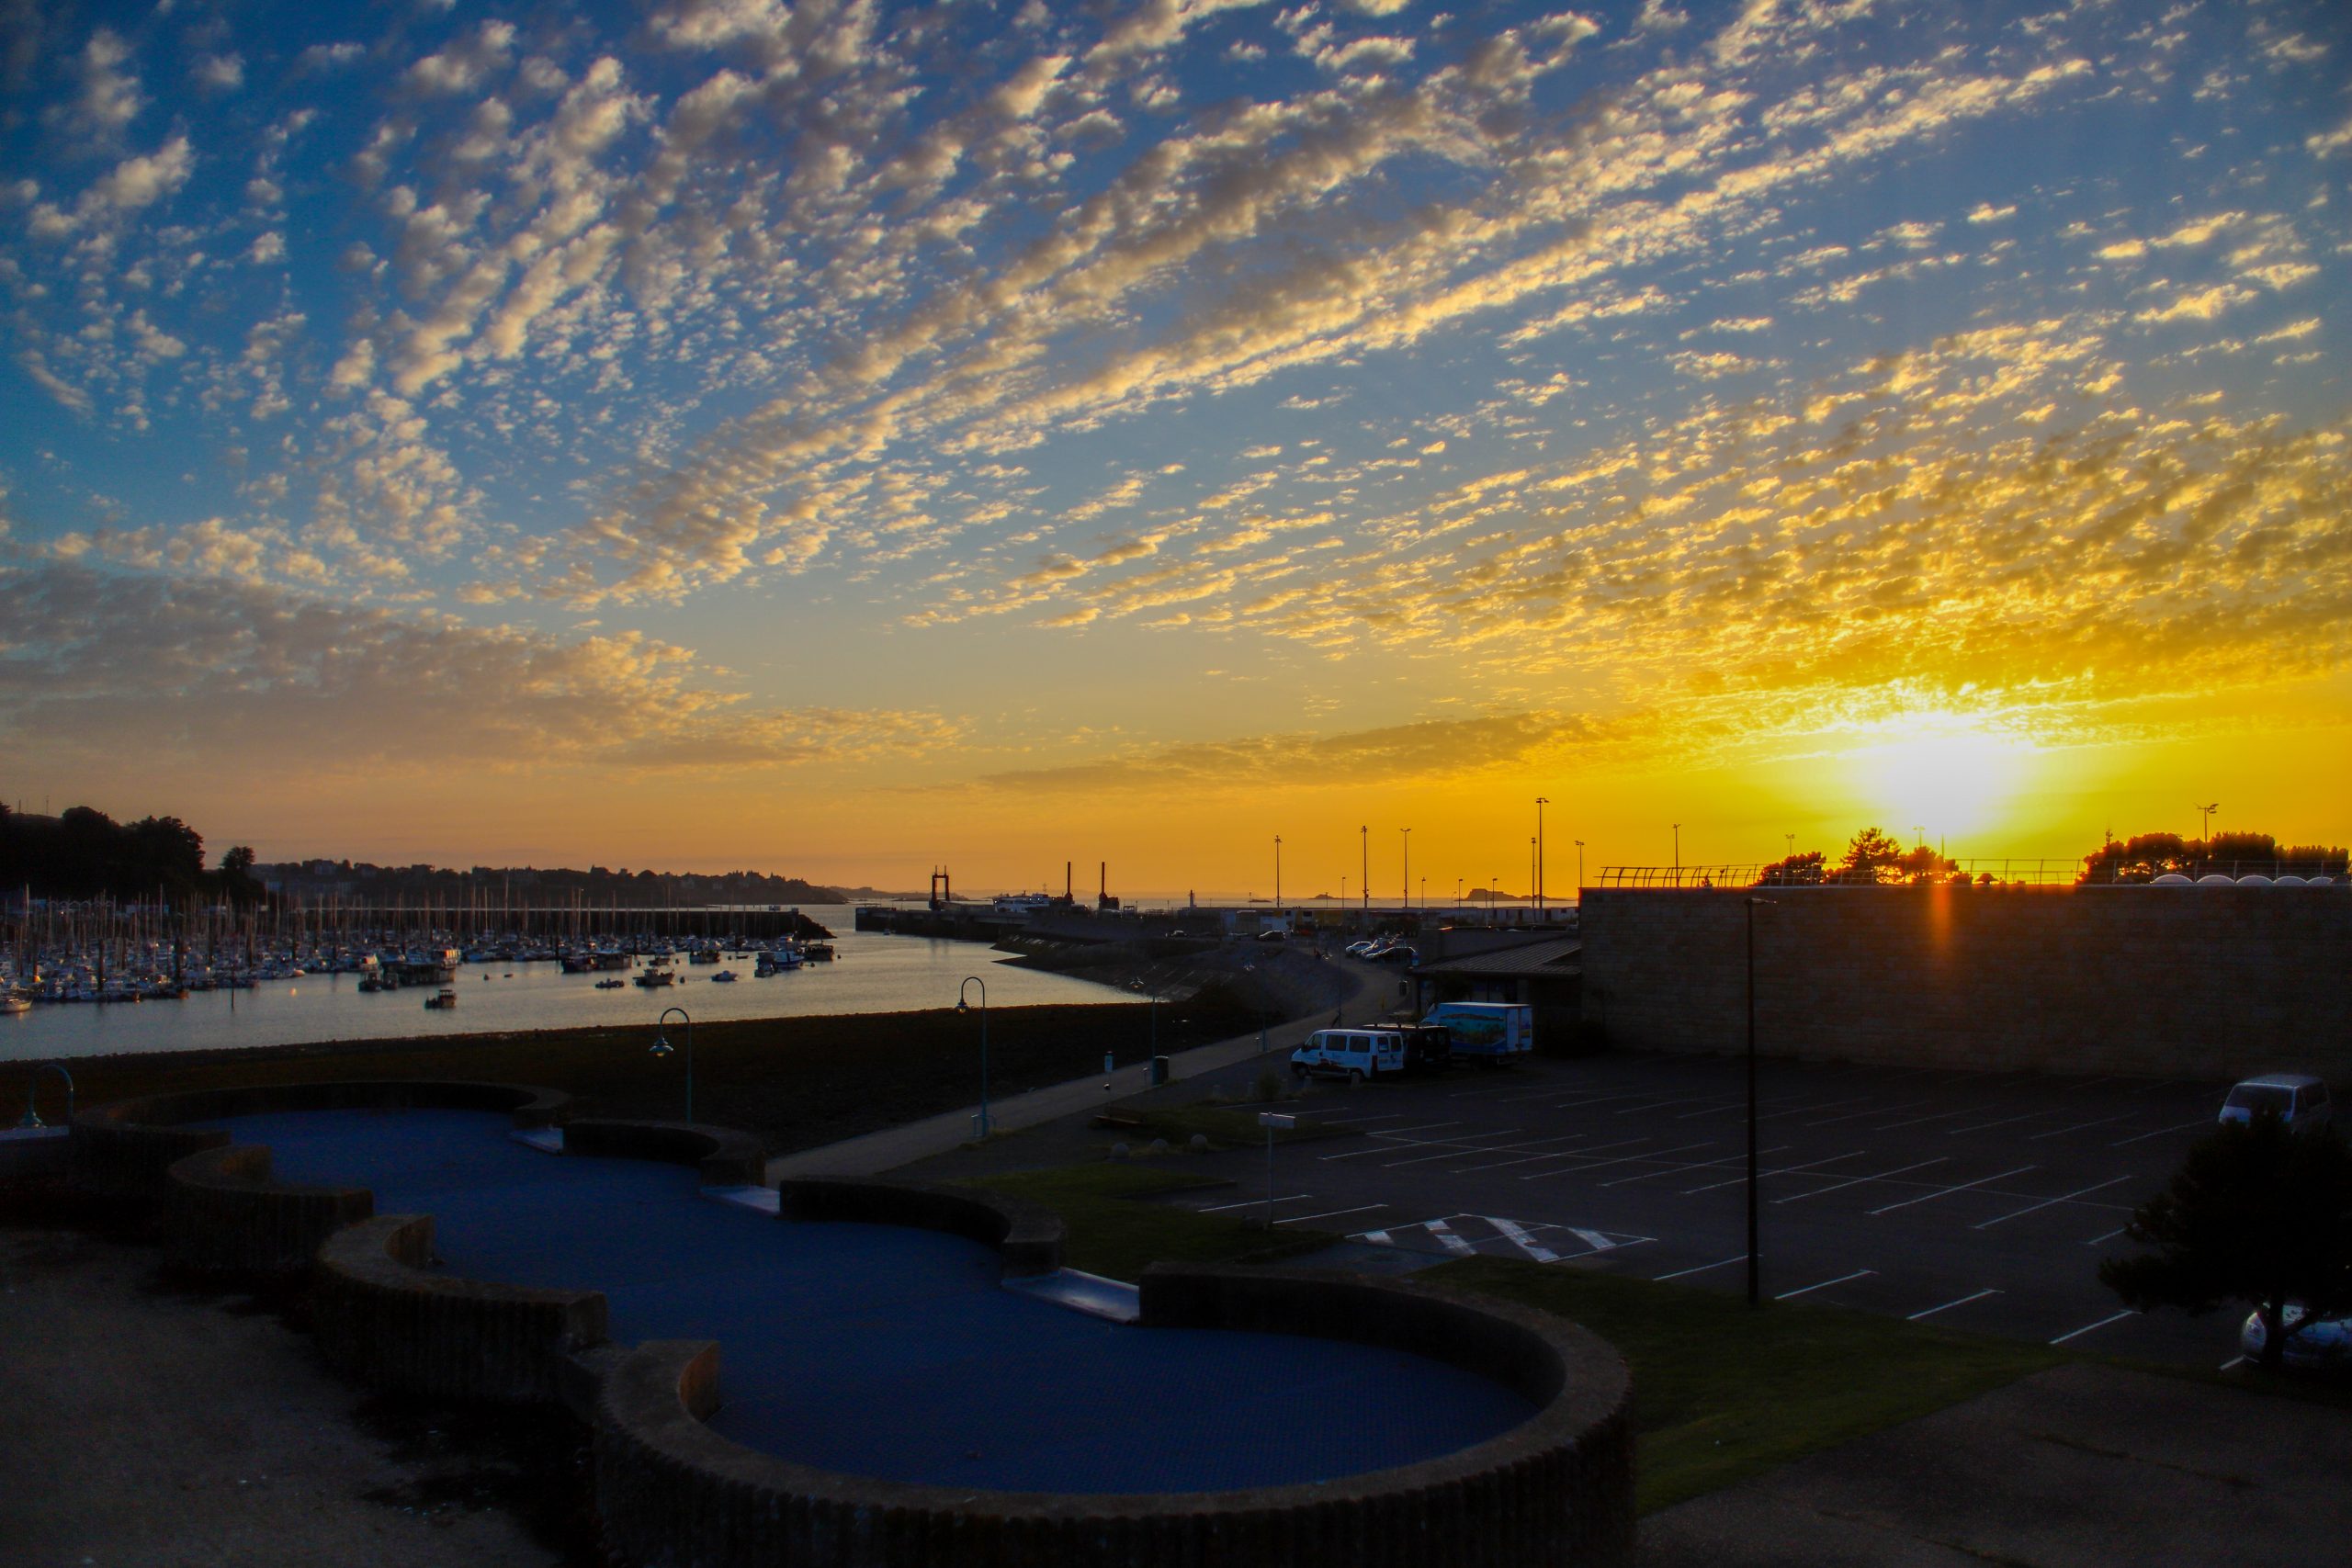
767;956;1403;1179
1145;1051;2249;1369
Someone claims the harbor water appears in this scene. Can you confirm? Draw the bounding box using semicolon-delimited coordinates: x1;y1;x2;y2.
0;907;1133;1063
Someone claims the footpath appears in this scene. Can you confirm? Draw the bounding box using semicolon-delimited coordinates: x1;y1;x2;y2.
767;956;1396;1181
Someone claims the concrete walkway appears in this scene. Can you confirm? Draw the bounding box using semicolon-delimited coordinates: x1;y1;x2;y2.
1638;1362;2351;1567
768;958;1394;1180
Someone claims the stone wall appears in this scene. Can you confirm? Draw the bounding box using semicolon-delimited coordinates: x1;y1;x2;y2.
775;1177;1065;1276
1580;885;2352;1078
164;1143;374;1279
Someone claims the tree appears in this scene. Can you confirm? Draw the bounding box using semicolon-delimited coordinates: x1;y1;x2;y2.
1830;826;1906;884
2098;1117;2352;1371
215;844;264;906
1754;850;1824;886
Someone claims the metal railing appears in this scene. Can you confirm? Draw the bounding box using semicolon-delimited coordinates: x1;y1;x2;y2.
1599;860;2347;890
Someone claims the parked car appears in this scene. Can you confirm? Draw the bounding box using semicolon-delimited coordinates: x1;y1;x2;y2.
2240;1303;2351;1371
2219;1075;2333;1134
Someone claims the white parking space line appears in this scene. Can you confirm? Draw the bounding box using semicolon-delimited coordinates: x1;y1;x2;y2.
1871;1106;1990;1133
1907;1288;2001;1321
2050;1309;2137;1345
1612;1094;1723;1115
1685;1149;1865;1193
1521;1139;1714;1182
1197;1193;1313;1212
1777;1269;1876;1301
1772;1156;1949;1204
1654;1255;1746;1281
2219;1355;2246;1371
1378;1120;1467;1136
1675;1091;1870;1121
1601;1145;1789;1189
1804;1097;1937;1128
1424;1218;1477;1256
1866;1165;2038;1216
1947;1110;2058;1136
1974;1175;2133;1230
2110;1120;2211;1147
2129;1079;2183;1096
1487;1216;1558;1262
1291;1111;1406;1126
1453;1134;1649;1174
1275;1203;1387;1225
1381;1130;1528;1168
2029;1113;2132;1141
2082;1227;2127;1247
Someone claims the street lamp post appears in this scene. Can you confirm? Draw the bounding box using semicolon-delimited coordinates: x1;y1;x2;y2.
1361;825;1369;912
651;1007;695;1122
1400;828;1411;912
956;976;989;1137
1273;834;1283;910
1746;897;1772;1307
1672;823;1681;882
1575;840;1584;897
1535;796;1548;913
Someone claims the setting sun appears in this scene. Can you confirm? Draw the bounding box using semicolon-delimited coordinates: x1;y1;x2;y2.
1846;718;2042;847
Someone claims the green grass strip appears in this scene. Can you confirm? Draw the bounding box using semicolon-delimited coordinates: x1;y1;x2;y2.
966;1164;1329;1282
1425;1255;2061;1514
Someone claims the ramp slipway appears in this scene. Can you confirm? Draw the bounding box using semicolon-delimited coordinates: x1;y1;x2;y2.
222;1108;1532;1496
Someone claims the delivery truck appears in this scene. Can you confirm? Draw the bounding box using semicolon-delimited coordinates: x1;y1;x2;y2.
1421;1001;1535;1062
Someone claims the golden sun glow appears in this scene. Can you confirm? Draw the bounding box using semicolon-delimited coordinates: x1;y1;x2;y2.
1846;716;2043;846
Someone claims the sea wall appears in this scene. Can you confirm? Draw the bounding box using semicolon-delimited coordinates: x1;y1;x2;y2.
1579;885;2352;1078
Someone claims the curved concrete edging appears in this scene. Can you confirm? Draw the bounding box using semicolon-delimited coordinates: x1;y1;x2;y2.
73;1079;571;1201
561;1118;768;1187
163;1142;375;1279
312;1213;612;1404
593;1265;1635;1568
775;1176;1066;1276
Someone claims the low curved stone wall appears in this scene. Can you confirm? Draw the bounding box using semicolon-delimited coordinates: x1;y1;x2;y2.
72;1080;570;1201
312;1213;610;1405
591;1265;1634;1568
775;1177;1065;1276
163;1143;374;1279
560;1119;768;1187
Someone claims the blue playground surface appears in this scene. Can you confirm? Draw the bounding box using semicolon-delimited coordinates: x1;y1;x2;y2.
223;1109;1534;1494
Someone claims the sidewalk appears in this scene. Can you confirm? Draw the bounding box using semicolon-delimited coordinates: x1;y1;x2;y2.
767;959;1392;1180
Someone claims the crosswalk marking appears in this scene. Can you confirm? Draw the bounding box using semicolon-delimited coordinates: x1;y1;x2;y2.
1346;1213;1650;1265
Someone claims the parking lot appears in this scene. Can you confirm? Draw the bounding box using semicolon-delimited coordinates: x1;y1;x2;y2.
1160;1052;2250;1369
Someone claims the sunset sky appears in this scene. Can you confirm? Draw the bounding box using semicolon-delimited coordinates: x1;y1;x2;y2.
4;0;2347;897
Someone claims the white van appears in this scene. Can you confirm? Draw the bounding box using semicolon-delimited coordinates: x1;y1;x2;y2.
1290;1029;1407;1082
2219;1075;2332;1134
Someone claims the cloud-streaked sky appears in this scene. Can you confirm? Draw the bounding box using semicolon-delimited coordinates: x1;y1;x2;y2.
4;0;2347;895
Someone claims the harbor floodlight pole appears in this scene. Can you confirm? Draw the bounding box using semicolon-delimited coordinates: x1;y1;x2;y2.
1785;833;1795;858
1400;828;1411;911
1273;835;1283;910
1575;840;1585;897
2197;802;2219;843
1535;797;1549;912
1361;826;1369;912
651;1007;695;1123
1672;823;1681;883
1746;897;1772;1308
956;976;989;1138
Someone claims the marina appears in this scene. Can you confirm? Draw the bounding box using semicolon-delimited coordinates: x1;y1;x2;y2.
0;905;1133;1062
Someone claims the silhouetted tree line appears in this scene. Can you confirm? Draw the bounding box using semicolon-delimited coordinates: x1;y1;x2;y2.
2076;831;2347;883
1749;826;2348;888
257;858;846;907
0;802;264;906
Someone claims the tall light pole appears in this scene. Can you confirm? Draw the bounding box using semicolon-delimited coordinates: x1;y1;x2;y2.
651;1006;695;1122
1273;834;1283;909
1785;833;1795;859
1530;836;1537;918
956;976;989;1136
1575;840;1585;897
1535;796;1549;913
2197;802;2219;843
1361;825;1369;912
1672;823;1681;883
1455;876;1464;918
1746;897;1772;1308
1400;827;1411;912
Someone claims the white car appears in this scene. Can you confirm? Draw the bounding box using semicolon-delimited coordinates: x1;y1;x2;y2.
2219;1075;2333;1134
1290;1028;1407;1082
2240;1303;2352;1371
